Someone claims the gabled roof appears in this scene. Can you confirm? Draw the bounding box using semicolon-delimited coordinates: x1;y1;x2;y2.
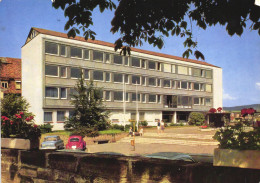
27;27;220;68
0;57;21;79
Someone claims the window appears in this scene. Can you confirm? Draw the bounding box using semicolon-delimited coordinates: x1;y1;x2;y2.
164;64;171;73
132;57;140;67
148;94;156;103
148;61;156;70
172;81;175;89
141;59;146;68
194;97;200;105
163;79;171;88
93;50;103;61
45;65;58;76
125;57;129;66
142;76;146;85
105;91;111;101
57;111;65;122
15;81;21;89
205;70;212;79
201;70;205;77
132;93;140;102
93;70;103;81
84;49;90;60
44;112;52;122
200;84;205;91
193;68;200;77
171;65;176;73
140;112;145;121
142;94;146;102
157;62;161;71
125;74;129;83
200;98;204;105
132;75;140;85
205;98;212;106
148;77;156;86
104;53;110;63
114;73;123;83
194;83;200;90
45;87;58;98
60;67;67;78
206;84;212;92
157;79;161;87
181;82;188;89
114;91;123;101
1;81;8;88
60;45;66;56
71;68;81;78
114;55;123;65
178;96;192;107
178;66;188;75
188;82;192;90
45;42;58;54
70;46;82;58
131;113;136;120
60;88;67;99
84;69;89;79
158;95;161;103
105;72;110;82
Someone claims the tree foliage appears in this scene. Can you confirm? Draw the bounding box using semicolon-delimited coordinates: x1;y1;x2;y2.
188;112;205;126
52;0;260;60
64;76;109;132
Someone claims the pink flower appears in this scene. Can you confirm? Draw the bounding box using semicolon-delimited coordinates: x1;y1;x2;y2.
25;117;30;121
1;116;9;121
20;112;24;115
209;108;217;113
15;114;22;119
217;107;222;112
2;122;5;125
10;120;14;125
34;124;38;128
30;116;34;120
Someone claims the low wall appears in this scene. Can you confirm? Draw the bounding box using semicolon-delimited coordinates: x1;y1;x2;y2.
2;149;260;183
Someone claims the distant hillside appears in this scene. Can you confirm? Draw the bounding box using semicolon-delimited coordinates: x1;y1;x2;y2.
224;104;260;112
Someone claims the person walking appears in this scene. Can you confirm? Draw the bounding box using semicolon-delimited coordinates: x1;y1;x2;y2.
157;120;161;134
160;120;165;133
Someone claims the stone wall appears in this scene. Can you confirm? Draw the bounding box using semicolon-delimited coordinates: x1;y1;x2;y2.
2;149;260;183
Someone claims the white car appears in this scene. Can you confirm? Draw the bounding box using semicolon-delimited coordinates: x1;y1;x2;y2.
40;135;64;150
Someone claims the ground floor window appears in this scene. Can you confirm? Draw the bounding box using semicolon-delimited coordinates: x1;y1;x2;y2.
57;111;65;122
44;112;53;122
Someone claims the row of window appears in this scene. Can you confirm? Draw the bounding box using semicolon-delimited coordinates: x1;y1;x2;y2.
45;65;213;92
45;87;212;106
45;41;213;78
1;81;21;90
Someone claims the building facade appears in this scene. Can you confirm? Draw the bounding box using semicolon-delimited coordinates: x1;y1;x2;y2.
0;57;22;99
22;28;222;130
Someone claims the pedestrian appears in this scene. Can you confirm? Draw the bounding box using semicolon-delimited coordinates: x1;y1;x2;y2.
139;127;143;136
161;120;165;133
129;127;133;137
157;120;161;134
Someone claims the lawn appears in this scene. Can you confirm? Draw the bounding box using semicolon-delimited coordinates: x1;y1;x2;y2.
99;129;123;135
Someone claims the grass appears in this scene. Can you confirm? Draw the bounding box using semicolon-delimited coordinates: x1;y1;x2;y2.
99;129;123;135
43;130;71;136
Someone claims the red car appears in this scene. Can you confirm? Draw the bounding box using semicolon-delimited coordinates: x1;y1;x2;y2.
66;135;86;151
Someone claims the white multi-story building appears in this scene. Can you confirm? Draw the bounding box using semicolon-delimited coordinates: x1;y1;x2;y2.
22;27;222;130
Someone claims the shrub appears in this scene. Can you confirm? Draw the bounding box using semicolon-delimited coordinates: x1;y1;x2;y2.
39;123;53;134
71;127;99;137
140;120;148;127
111;124;124;131
188;112;205;126
213;123;260;150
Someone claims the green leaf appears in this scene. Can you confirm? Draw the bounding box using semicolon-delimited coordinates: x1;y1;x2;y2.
194;50;205;60
180;21;187;29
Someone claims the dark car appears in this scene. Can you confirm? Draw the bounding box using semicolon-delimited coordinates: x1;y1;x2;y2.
66;135;86;151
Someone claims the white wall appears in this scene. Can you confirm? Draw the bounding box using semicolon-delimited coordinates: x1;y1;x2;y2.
22;35;44;125
213;67;223;108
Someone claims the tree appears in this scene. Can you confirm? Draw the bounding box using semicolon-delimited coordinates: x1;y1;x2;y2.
188;112;205;126
52;0;260;60
1;94;31;118
64;76;109;132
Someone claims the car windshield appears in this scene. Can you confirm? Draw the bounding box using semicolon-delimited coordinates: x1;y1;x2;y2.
44;137;57;141
70;138;80;142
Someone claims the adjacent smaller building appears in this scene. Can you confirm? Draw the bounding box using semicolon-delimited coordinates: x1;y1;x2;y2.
0;57;22;99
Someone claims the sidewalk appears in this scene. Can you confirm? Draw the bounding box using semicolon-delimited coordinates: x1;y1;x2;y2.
87;126;218;156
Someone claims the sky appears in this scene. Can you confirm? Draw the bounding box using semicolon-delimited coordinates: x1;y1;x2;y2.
0;0;259;107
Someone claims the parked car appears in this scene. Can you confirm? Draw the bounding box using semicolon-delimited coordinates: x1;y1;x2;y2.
66;135;86;151
40;135;64;150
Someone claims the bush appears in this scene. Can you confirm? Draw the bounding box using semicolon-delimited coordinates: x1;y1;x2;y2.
140;120;148;127
188;112;205;126
111;124;124;131
213;123;260;150
71;127;99;137
39;123;53;134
